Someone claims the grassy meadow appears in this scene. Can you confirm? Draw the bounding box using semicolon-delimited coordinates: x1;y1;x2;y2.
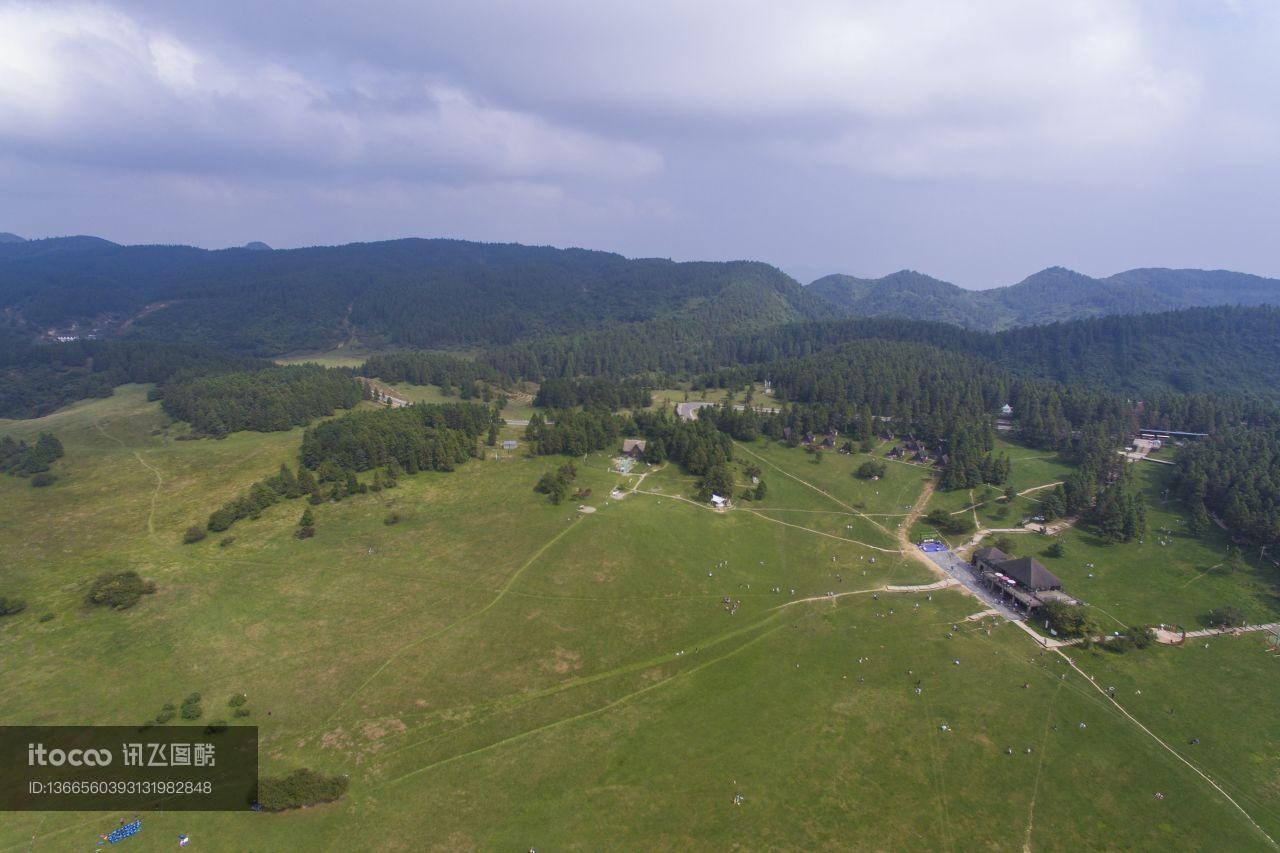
1;390;1279;850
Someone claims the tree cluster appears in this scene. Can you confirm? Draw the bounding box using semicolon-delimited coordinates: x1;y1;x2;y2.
534;376;652;411
359;351;506;398
162;364;362;436
0;432;64;476
1174;424;1280;549
523;410;626;456
534;463;578;504
301;403;491;473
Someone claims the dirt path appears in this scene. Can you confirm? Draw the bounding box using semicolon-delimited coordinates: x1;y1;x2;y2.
1021;682;1062;851
898;479;943;577
957;516;1077;554
733;442;890;535
628;463;663;493
775;578;960;609
949;480;1063;516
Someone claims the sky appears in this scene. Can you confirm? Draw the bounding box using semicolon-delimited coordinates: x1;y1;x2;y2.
0;1;1277;288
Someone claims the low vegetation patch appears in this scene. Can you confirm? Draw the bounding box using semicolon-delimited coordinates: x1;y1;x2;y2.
257;768;349;812
84;571;156;611
0;596;27;617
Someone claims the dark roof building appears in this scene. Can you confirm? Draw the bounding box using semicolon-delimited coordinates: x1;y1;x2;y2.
970;549;1071;613
997;557;1062;591
972;546;1011;567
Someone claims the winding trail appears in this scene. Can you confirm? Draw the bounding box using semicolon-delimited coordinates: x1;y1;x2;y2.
322;515;586;726
94;417;163;540
899;478;943;577
949;480;1064;516
381;619;788;786
1053;647;1278;848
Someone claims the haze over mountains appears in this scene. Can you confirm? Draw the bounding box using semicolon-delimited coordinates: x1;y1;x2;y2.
1;234;1277;355
808;267;1280;329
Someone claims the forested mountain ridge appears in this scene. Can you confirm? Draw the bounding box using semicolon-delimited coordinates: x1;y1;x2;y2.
0;237;826;355
488;305;1280;401
808;265;1280;329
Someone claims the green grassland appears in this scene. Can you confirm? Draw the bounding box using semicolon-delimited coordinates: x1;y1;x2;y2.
275;349;378;369
2;393;1279;850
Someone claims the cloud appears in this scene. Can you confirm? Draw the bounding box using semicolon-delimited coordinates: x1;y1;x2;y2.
0;2;660;182
1;0;1279;283
80;0;1232;186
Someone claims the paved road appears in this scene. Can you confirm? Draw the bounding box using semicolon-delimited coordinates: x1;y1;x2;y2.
924;549;1025;622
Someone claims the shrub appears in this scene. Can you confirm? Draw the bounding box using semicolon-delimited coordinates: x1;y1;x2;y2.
233;707;251;718
204;720;228;734
991;536;1017;555
1205;606;1246;629
384;512;401;525
0;596;26;617
30;472;55;487
183;525;207;544
38;612;54;622
295;526;316;539
219;536;236;547
180;704;203;720
1130;625;1157;649
228;693;248;708
1044;541;1066;559
924;509;974;536
1106;634;1134;654
855;460;886;480
256;768;350;812
1042;600;1099;639
85;571;156;610
183;692;202;706
155;707;175;724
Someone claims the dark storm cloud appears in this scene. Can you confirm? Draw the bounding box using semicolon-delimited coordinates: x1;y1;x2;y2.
1;1;1277;285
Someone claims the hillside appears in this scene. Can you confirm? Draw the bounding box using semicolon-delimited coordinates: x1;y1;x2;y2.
808;266;1280;328
0;238;828;355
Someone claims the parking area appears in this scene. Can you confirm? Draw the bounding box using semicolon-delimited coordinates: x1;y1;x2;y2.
923;549;1025;622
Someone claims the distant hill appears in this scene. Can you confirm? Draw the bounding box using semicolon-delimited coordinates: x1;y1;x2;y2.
242;241;272;251
0;232;24;243
807;270;991;327
0;237;827;355
808;266;1280;329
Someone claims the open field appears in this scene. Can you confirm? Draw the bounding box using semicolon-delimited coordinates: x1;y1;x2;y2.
274;348;380;369
2;393;1280;850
